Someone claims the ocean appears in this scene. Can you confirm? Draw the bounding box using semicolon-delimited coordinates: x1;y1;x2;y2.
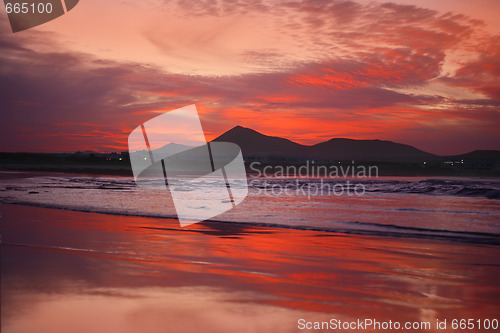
1;171;499;333
1;172;499;243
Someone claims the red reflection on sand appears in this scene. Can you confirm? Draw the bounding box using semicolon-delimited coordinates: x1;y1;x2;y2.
2;204;499;332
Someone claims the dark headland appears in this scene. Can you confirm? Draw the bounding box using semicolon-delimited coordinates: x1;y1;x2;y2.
1;126;499;177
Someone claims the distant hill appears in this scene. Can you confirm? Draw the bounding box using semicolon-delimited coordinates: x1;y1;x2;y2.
1;127;497;175
444;150;500;160
125;129;500;165
213;126;437;163
213;125;308;157
309;138;436;163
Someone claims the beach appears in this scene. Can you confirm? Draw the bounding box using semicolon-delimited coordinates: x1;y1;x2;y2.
2;202;499;333
2;0;500;331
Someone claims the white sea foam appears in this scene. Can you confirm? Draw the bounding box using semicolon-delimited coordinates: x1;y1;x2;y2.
1;173;499;242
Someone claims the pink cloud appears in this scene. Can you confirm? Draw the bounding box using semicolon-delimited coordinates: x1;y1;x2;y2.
0;1;498;155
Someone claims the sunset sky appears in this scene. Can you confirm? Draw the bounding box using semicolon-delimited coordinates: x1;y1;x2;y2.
0;0;499;155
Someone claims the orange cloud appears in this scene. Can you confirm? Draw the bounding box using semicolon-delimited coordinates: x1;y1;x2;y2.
0;1;499;155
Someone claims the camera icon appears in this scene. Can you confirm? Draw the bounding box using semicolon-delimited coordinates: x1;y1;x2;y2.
128;104;248;227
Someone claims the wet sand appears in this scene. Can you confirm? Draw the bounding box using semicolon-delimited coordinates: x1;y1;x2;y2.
1;204;499;332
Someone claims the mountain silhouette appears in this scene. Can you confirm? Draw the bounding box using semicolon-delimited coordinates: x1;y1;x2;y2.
309;138;436;162
213;126;495;163
214;126;308;157
444;150;500;160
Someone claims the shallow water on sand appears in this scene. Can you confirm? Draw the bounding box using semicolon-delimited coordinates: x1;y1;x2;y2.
1;173;499;242
2;204;499;333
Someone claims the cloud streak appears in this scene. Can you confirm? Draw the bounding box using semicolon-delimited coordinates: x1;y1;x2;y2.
0;0;499;155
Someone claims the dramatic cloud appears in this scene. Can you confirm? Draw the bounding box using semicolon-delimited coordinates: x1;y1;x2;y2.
0;0;499;154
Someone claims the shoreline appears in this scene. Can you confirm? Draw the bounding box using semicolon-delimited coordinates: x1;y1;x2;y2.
3;201;500;246
1;162;499;178
2;204;499;332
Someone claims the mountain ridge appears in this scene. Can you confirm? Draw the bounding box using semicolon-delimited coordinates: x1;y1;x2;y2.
213;125;499;163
